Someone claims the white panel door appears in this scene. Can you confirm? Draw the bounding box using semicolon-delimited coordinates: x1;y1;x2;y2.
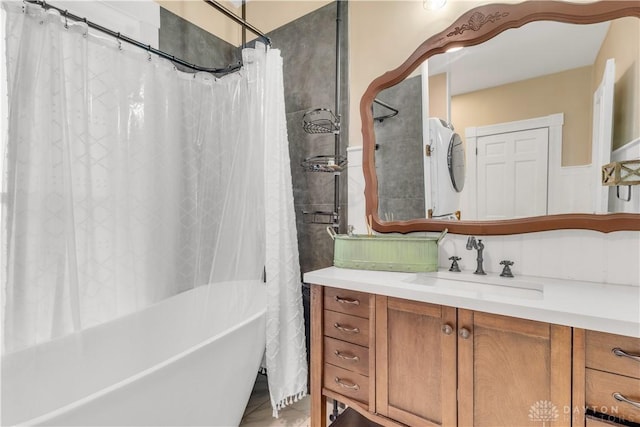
477;128;549;219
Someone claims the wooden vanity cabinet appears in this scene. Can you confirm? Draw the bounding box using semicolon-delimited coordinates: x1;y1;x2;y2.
376;297;571;427
375;297;457;427
311;284;573;427
456;310;572;427
311;285;378;427
322;287;374;405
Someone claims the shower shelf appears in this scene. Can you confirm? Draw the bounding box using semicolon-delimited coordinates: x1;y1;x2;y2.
302;108;340;134
302;210;339;226
301;155;347;173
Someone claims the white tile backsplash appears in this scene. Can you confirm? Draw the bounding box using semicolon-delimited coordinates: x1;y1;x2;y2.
347;148;640;287
605;232;640;285
439;229;639;286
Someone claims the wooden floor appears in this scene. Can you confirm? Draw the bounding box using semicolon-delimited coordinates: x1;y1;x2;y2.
240;374;311;427
240;374;343;427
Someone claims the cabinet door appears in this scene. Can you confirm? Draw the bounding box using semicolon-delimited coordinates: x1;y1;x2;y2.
376;296;457;427
457;310;572;427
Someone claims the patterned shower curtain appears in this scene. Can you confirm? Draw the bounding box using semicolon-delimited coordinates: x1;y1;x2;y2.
1;2;306;416
245;45;309;416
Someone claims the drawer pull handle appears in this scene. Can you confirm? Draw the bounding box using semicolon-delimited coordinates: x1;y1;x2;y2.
335;377;360;391
612;347;640;363
334;323;360;334
612;392;640;410
335;350;360;362
335;296;360;305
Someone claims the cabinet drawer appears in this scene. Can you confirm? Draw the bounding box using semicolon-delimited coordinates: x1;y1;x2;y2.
324;287;370;318
586;369;640;424
324;310;370;347
586;331;640;379
324;363;370;405
324;337;369;376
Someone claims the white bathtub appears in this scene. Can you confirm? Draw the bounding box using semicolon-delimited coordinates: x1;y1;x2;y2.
1;280;266;426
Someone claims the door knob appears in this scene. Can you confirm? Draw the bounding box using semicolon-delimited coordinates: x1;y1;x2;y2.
442;324;454;335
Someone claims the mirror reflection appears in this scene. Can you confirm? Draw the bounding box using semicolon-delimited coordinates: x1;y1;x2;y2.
374;17;639;222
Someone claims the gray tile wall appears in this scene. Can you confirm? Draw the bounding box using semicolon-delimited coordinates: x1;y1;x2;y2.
267;1;349;275
159;8;240;72
374;75;425;221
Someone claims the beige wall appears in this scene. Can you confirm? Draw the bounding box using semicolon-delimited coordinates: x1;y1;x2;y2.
593;16;640;150
155;0;331;46
452;66;594;166
429;72;448;121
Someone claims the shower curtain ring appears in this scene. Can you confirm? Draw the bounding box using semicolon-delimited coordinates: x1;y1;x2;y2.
63;10;68;29
117;32;122;50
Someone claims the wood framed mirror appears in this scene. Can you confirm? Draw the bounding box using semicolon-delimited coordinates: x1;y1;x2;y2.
361;0;640;235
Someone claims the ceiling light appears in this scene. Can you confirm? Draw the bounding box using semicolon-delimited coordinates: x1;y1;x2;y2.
424;0;447;10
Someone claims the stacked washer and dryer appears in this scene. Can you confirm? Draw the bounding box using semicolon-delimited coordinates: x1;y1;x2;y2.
425;118;466;220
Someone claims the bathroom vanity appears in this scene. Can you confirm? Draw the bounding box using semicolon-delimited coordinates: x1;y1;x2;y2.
306;267;640;427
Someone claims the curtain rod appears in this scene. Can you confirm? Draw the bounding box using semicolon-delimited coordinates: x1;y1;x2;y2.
203;0;271;46
24;0;243;75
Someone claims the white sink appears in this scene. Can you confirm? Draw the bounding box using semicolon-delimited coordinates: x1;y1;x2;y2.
404;271;544;300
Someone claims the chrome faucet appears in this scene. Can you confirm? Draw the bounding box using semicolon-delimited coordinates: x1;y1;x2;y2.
465;236;486;275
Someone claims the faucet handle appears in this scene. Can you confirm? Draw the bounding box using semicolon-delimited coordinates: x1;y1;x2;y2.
465;236;476;250
448;256;461;272
499;260;514;278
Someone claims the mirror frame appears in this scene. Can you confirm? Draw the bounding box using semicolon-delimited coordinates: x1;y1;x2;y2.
361;0;640;235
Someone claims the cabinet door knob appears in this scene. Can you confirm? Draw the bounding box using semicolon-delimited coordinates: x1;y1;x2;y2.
459;327;471;339
442;324;454;335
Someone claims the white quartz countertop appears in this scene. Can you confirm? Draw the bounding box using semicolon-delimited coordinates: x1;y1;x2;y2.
304;267;640;338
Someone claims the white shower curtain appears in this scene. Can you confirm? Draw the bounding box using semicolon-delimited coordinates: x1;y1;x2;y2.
245;45;309;416
1;2;306;415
